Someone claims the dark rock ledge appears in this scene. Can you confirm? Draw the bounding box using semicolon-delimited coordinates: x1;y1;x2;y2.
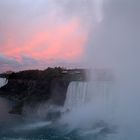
0;67;86;115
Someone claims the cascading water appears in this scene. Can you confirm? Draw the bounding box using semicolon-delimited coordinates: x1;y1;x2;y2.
64;82;90;110
64;69;114;112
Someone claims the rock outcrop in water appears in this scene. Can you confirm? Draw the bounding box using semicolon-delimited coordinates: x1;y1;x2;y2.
0;67;86;115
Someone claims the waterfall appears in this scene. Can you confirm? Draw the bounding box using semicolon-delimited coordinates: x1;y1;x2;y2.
0;78;8;88
64;80;114;111
64;82;89;110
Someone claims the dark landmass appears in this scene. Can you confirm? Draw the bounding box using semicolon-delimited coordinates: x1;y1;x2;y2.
0;67;86;115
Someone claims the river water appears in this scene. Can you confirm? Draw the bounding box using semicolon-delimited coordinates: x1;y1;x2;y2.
0;80;115;140
0;96;90;140
0;79;139;140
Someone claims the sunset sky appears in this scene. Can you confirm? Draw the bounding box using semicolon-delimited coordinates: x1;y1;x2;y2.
0;0;100;72
1;0;139;74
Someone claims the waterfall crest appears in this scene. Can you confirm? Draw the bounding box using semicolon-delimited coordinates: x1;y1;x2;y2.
0;78;8;88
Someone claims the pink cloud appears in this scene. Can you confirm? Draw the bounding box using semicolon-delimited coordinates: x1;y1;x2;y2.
2;18;87;64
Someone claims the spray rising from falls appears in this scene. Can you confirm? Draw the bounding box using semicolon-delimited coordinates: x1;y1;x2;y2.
60;0;140;139
61;70;115;133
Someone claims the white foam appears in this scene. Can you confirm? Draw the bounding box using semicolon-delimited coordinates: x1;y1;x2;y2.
0;78;8;88
16;121;52;131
